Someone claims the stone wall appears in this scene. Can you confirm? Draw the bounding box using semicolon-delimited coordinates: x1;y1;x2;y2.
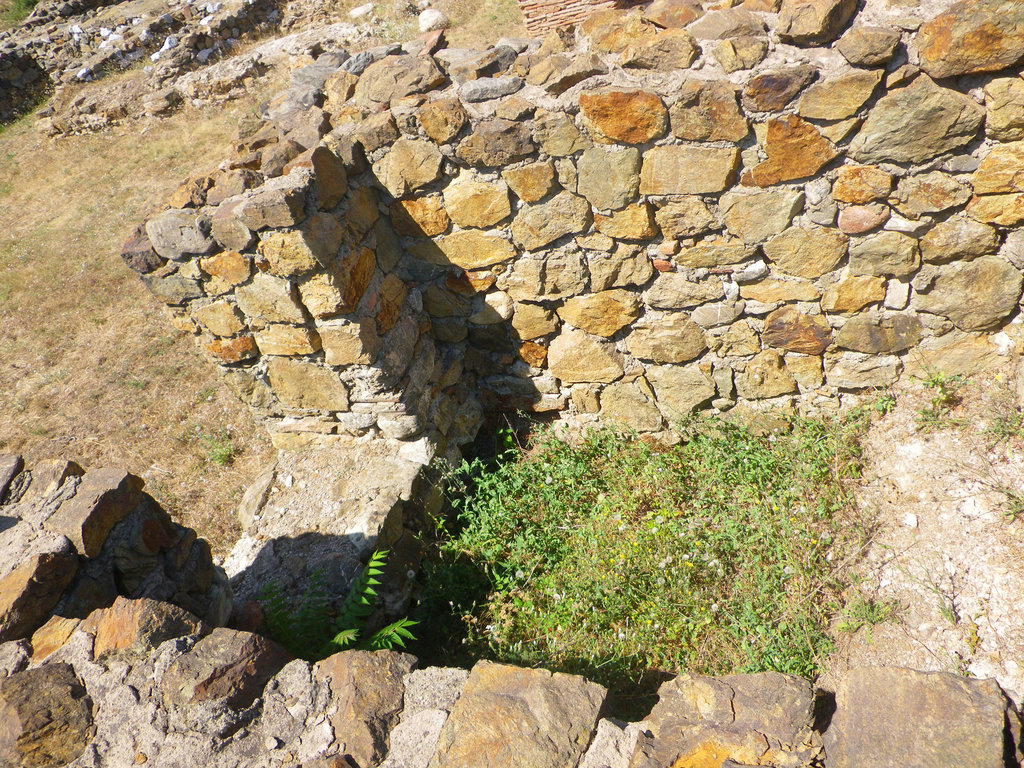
0;595;1021;768
131;0;1024;449
0;454;231;645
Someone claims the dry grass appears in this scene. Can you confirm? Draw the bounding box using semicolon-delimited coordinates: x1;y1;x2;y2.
0;102;274;555
325;0;525;49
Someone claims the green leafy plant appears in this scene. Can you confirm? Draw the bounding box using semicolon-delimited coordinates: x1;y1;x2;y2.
873;393;896;415
419;414;869;702
837;596;900;642
917;370;966;432
197;428;237;466
260;549;417;660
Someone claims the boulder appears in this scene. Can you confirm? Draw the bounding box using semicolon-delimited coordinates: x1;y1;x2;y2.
373;139;444;198
577;147;641;211
848;231;920;277
443;175;512;229
145;209;215;261
354;55;446;106
42;468;143;558
89;596;205;658
763;226;848;279
426;661;606;768
736;350;800;399
417;98;468;144
646;364;717;415
627;313;707;363
631;672;818;768
0;663;93;768
0;552;78;642
720;189;804;244
824;667;1010;768
548;328;624;383
920;215;999;264
820;275;886;313
912;256;1022;331
825;353;900;389
836;26;902;67
621;29;700;71
502;161;558;203
314;650;416;767
832;166;893;205
599;381;664;432
742;66;817;113
834;314;922;353
984;77;1024;141
532;110;592;156
558;290;641;337
744;115;838;186
578;90;668;144
798;70;883;121
511;192;592;251
162;628;291;711
670;81;749;142
457;119;536;167
266;358;350;410
761;306;832;355
640;146;740;195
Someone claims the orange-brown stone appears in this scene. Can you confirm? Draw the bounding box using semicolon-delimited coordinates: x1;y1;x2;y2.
744;116;839;186
578;90;669;144
762;306;832;354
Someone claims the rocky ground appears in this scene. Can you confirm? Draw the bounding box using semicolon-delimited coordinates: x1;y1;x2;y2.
824;358;1024;707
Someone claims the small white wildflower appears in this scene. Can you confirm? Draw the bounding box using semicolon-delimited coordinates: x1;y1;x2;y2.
515;569;525;579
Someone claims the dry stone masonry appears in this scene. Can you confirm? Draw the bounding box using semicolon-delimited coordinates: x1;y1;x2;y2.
131;0;1024;453
0;454;230;645
0;588;1020;767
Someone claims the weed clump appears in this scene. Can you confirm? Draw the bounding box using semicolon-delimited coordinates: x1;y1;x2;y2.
419;414;867;700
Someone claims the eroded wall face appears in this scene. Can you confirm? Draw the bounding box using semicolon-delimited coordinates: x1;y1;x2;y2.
132;0;1024;448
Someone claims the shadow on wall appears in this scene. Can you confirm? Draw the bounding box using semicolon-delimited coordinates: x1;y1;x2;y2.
0;52;48;123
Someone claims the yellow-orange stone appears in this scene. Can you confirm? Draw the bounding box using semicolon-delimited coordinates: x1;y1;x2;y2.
578;89;669;144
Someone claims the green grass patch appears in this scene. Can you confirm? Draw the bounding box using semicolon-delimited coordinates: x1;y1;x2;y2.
417;414;868;705
2;0;38;25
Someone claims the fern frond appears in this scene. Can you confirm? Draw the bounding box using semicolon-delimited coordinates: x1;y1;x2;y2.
362;619;418;651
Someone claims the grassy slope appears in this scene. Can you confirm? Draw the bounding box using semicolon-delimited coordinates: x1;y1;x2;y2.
0;105;274;553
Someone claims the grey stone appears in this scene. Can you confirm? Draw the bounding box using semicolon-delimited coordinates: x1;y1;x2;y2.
577;147;641;212
849;76;984;165
459;76;523;102
145;209;215;261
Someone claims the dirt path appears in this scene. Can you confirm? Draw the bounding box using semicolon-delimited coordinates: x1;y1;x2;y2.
823;357;1024;706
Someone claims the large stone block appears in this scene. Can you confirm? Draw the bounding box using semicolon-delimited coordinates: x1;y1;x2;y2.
0;663;93;768
427;661;606;768
162;628;291;711
314;650;416;767
640;146;740;195
0;552;78;642
44;468;144;558
916;0;1024;79
548;328;624;383
578;89;668;144
848;77;983;165
577;146;641;212
824;667;1010;768
913;256;1023;331
267;358;350;411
